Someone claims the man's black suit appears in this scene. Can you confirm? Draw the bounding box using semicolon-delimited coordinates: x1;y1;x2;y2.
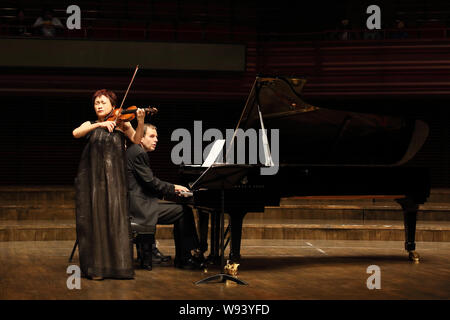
126;143;199;264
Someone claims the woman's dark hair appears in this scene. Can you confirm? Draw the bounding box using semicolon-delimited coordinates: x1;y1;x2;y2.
92;89;117;107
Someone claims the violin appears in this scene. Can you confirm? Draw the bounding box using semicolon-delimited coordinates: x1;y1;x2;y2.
105;105;158;123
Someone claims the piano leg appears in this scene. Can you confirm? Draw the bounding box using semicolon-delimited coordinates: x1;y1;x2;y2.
195;190;247;285
229;211;246;263
206;210;221;265
396;197;420;263
197;209;210;254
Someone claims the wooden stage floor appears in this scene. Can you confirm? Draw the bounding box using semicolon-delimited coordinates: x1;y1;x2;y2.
0;239;449;300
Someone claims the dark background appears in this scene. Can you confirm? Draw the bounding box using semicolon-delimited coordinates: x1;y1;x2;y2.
0;0;449;187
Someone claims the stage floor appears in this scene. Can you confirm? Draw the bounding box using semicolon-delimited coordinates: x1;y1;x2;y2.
0;239;449;300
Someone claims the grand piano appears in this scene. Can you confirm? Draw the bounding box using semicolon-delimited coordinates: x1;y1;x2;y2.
179;76;430;266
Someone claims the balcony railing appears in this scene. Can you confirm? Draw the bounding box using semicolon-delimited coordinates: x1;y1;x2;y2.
1;23;449;43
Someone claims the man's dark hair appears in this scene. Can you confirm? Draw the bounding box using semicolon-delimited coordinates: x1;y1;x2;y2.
143;123;157;136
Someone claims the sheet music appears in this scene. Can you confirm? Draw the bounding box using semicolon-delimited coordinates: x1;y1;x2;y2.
186;139;226;190
202;139;225;167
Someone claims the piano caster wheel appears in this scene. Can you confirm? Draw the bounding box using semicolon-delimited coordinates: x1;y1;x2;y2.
224;260;240;277
408;251;420;263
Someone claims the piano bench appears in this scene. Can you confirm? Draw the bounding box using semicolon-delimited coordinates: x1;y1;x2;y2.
131;222;156;271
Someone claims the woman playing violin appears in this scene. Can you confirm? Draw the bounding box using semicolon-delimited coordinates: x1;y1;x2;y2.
73;89;145;140
73;89;145;280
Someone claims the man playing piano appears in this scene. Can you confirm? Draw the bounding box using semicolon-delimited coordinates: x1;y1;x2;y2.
126;124;204;270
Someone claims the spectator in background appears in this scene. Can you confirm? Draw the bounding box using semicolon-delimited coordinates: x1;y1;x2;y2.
390;19;408;39
337;19;355;40
12;8;30;36
33;8;64;37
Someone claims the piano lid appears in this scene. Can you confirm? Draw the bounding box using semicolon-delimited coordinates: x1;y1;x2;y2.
229;76;429;166
239;76;319;129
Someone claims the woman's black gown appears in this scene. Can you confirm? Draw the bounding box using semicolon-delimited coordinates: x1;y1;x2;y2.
75;126;134;279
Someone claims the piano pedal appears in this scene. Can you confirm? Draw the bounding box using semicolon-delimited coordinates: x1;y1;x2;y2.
408;251;420;263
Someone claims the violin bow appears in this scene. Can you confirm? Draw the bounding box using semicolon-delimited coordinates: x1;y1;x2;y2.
114;65;140;125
